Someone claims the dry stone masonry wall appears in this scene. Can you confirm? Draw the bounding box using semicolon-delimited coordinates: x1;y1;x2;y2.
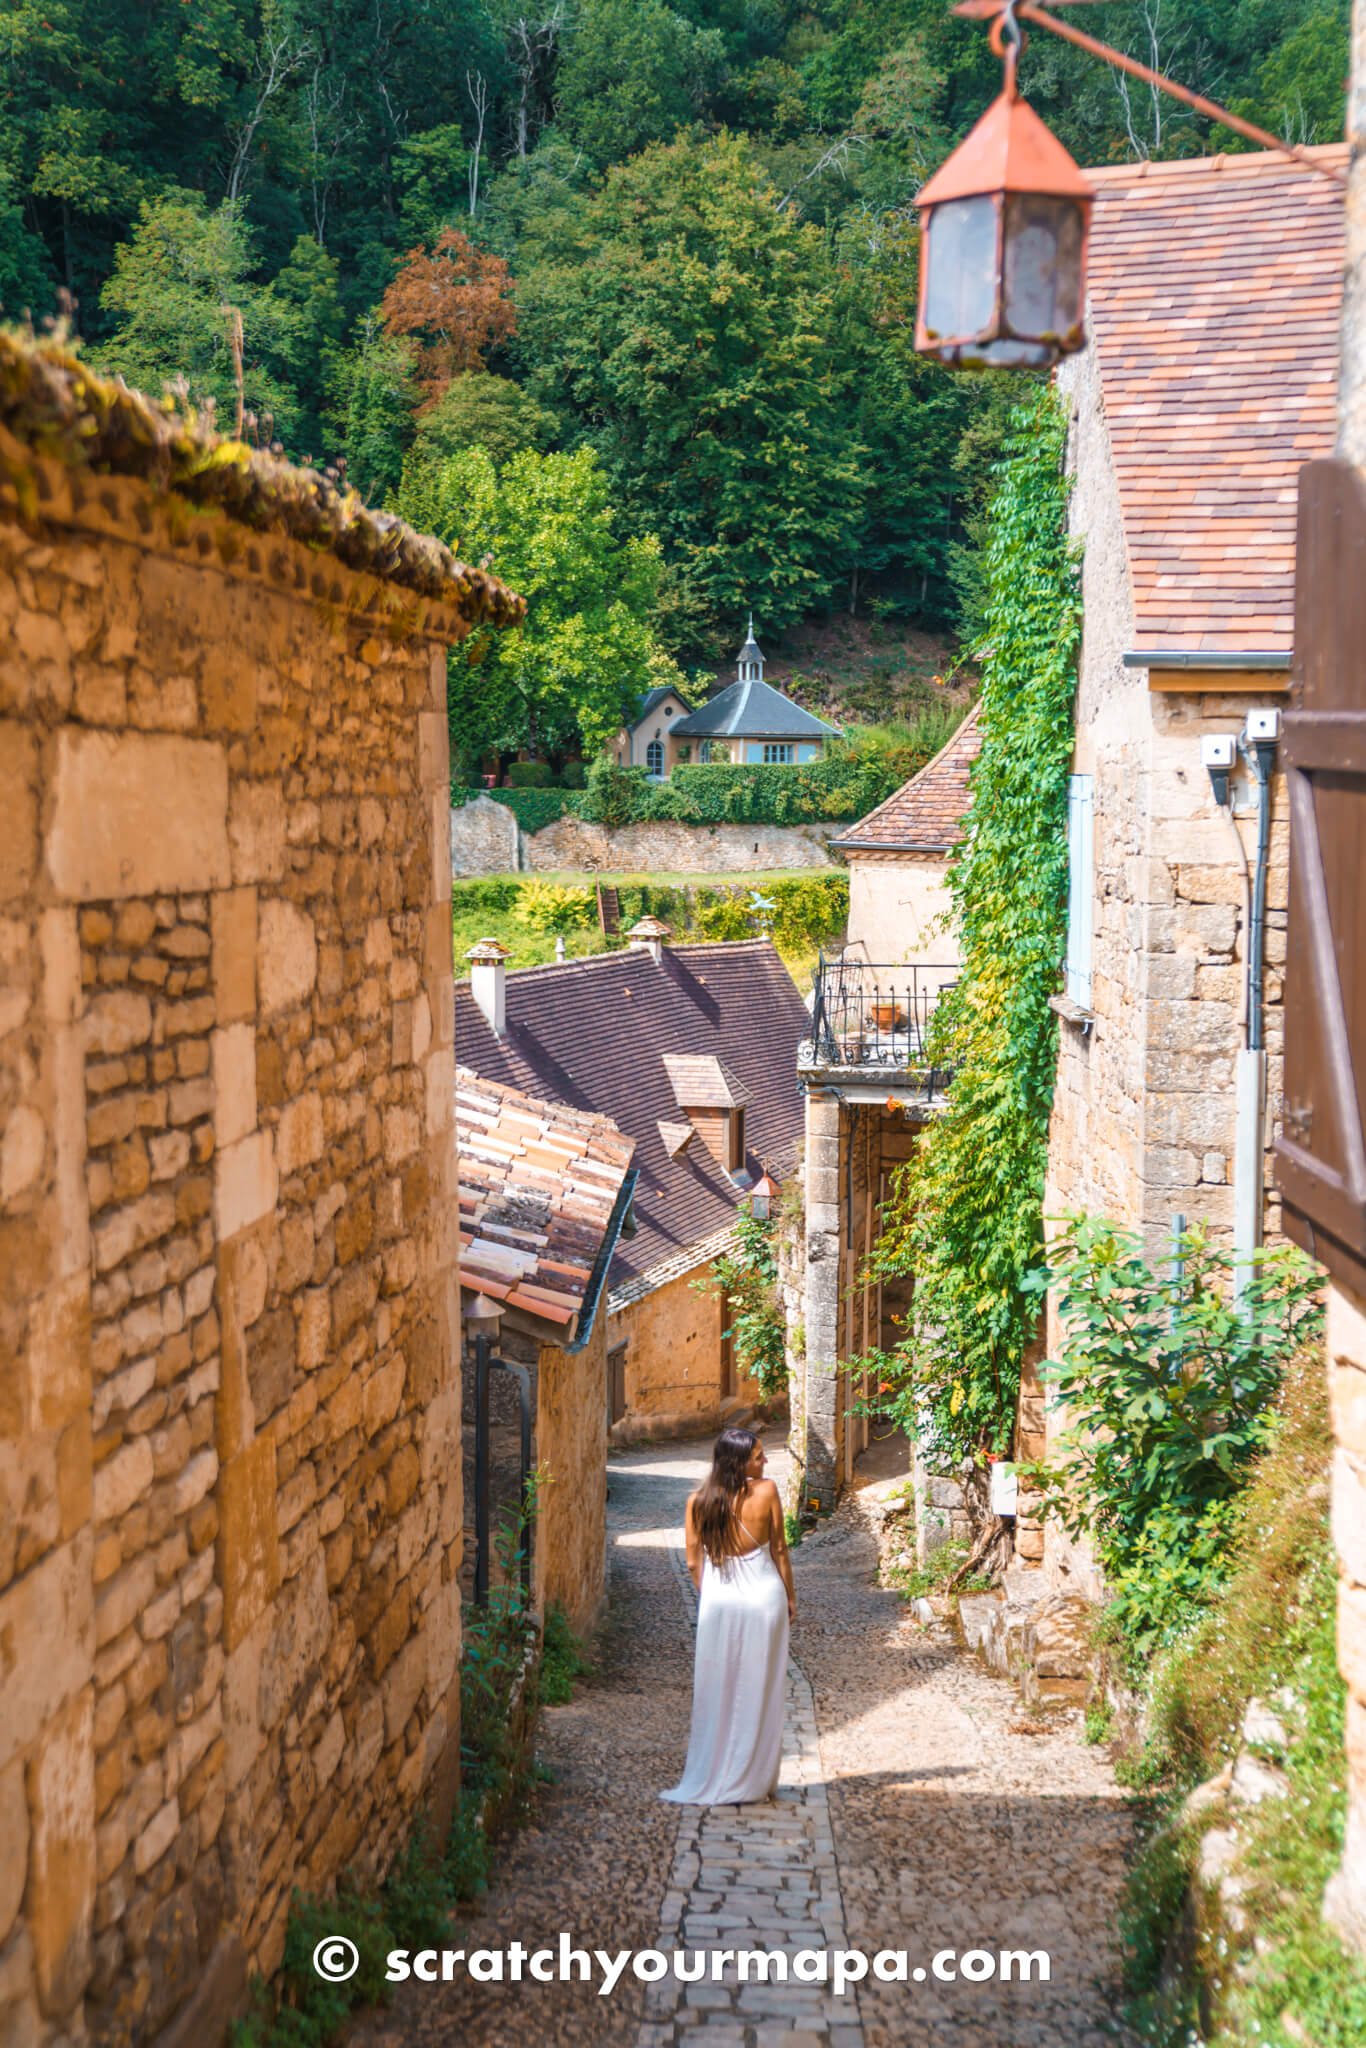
0;457;469;2047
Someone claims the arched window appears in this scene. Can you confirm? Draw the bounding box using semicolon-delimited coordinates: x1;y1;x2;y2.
646;739;665;778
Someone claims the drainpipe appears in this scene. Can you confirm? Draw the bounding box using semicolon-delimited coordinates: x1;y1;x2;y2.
1233;722;1277;1300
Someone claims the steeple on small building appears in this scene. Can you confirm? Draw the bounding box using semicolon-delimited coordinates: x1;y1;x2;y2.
737;614;765;685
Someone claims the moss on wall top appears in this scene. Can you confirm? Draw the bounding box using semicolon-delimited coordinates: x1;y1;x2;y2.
0;329;525;630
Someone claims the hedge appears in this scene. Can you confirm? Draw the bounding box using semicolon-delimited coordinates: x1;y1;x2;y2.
454;755;908;832
452;787;582;832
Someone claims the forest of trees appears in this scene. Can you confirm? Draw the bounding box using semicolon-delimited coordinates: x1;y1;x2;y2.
0;0;1350;757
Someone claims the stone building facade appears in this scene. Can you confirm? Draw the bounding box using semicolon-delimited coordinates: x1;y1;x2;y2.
1024;149;1345;1593
0;341;519;2044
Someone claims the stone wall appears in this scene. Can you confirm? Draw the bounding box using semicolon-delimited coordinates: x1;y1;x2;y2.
1037;338;1289;1597
449;794;519;878
606;1261;754;1443
449;803;842;877
789;1099;888;1510
0;462;466;2045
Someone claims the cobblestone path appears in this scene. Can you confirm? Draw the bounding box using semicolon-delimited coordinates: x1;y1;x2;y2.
353;1437;1135;2048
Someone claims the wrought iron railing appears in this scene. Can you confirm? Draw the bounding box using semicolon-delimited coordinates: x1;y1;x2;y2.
800;951;958;1082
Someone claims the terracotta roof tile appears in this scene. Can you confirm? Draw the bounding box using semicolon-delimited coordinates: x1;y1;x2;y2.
454;941;807;1289
455;1069;634;1339
832;707;982;852
1081;147;1346;657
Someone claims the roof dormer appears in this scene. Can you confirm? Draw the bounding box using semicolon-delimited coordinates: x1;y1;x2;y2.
660;1053;749;1176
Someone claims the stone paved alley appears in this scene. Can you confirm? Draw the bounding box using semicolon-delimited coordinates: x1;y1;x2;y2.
355;1440;1136;2048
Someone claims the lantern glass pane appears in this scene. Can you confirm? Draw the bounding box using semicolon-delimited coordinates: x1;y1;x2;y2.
1002;193;1085;345
922;195;999;343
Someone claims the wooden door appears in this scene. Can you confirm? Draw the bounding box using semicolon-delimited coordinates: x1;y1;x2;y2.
1275;460;1366;1294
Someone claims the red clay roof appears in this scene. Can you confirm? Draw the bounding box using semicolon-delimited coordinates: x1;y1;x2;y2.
454;941;808;1291
1083;146;1346;660
455;1069;634;1337
833;706;982;853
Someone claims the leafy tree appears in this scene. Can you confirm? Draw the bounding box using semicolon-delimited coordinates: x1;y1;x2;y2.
516;133;865;657
97;192;299;436
407;373;558;470
326;323;419;501
397;444;669;764
379;227;517;397
555;0;726;169
272;232;346;457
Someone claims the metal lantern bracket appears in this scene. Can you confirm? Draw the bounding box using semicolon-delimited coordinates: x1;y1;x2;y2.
952;0;1347;189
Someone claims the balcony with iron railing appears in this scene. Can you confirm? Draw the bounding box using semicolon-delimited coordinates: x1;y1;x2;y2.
798;950;958;1100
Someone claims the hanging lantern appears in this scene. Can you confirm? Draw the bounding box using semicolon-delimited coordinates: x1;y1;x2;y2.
750;1169;781;1221
915;8;1092;370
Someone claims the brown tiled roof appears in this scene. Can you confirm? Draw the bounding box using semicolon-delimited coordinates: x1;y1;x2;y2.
661;1053;749;1109
1082;146;1346;659
833;706;982;853
454;941;808;1291
455;1068;635;1337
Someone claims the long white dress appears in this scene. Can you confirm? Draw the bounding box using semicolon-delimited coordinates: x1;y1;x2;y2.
661;1528;790;1806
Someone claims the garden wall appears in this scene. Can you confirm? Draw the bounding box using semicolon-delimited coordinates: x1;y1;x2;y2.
0;455;472;2046
450;796;842;875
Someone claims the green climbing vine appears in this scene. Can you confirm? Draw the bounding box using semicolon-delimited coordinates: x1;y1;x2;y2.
863;383;1082;1463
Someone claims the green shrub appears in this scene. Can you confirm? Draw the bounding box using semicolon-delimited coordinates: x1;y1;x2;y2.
559;761;587;789
541;1602;592;1705
512;881;597;933
506;760;555;788
452;786;583;832
695;1201;787;1399
579;755;661;828
1033;1216;1324;1664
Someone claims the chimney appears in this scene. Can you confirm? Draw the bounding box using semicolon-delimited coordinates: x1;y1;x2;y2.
626;915;671;965
465;938;509;1035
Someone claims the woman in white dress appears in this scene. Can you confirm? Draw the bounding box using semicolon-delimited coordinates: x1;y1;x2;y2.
661;1429;796;1807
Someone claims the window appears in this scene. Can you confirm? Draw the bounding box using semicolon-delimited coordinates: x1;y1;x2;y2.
646;739;665;778
762;742;794;764
676;743;691;764
1065;772;1094;1010
699;740;712;764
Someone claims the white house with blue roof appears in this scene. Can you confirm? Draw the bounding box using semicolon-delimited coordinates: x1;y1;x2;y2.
615;620;842;780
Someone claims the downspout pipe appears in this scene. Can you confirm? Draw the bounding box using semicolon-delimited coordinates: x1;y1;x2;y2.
1233;737;1276;1300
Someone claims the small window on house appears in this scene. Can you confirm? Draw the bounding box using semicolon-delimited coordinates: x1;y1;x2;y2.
646;739;665;778
676;743;691;764
699;740;712;764
733;1105;746;1170
762;742;795;764
1065;773;1094;1011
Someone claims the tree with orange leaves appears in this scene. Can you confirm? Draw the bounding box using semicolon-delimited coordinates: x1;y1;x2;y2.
378;228;516;399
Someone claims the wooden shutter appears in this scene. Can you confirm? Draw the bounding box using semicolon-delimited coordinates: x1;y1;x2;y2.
1065;773;1094;1010
1275;460;1366;1293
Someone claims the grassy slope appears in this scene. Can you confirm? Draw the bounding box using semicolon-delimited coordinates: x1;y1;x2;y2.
1122;1349;1366;2045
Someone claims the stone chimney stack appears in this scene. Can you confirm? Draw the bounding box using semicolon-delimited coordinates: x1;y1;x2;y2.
465;938;510;1035
626;916;671;965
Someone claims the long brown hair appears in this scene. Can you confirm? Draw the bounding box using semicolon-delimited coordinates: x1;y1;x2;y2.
693;1428;759;1567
